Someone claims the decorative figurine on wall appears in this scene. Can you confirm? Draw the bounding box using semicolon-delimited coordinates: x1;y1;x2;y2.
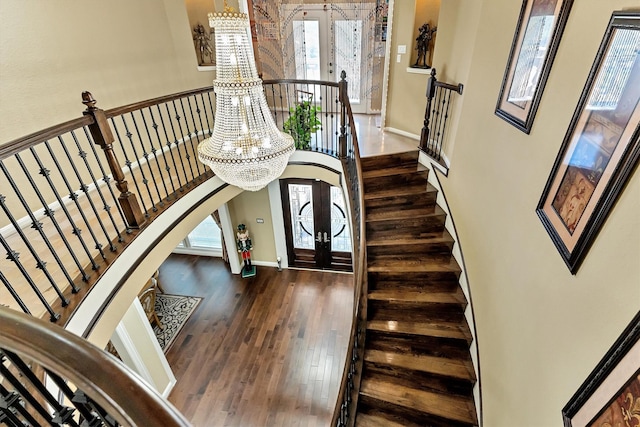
236;224;256;278
414;23;437;68
193;23;214;65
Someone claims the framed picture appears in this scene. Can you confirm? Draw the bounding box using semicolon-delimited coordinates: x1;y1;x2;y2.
562;311;640;427
495;0;573;133
536;11;640;274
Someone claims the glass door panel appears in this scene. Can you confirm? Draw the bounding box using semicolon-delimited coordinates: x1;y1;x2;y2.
331;186;351;252
288;183;315;250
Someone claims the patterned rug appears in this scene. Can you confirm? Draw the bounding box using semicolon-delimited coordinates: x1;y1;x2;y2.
153;293;202;353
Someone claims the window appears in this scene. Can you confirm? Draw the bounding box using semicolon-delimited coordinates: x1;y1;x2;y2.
174;215;223;257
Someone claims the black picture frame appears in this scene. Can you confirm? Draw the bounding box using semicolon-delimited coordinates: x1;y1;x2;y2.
562;311;640;426
536;11;640;274
495;0;573;134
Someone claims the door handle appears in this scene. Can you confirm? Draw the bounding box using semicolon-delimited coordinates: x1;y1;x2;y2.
323;232;330;243
316;232;322;243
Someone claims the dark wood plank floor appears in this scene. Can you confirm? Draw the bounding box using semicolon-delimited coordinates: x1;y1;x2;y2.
158;254;354;426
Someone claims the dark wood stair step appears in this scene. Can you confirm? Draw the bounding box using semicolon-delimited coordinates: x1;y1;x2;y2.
364;349;476;383
356;411;417;427
368;270;462;293
362;163;420;179
367;319;472;345
366;207;447;240
368;287;467;306
365;204;439;222
367;256;461;275
367;230;454;260
360;151;419;172
364;170;429;192
364;182;435;201
359;376;477;426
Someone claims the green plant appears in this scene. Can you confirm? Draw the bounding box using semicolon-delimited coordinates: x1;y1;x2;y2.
283;101;322;150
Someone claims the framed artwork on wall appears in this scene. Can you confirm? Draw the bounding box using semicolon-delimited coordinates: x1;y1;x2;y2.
536;11;640;274
495;0;573;134
562;311;640;427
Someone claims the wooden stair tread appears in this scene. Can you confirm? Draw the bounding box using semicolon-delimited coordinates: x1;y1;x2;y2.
360;377;477;425
367;257;461;273
360;151;419;171
364;183;437;200
365;204;443;222
362;163;420;179
366;230;452;246
367;319;472;343
368;287;466;305
356;412;410;427
365;349;475;381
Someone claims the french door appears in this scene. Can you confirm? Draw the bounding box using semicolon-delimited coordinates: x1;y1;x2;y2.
283;4;375;113
280;179;352;271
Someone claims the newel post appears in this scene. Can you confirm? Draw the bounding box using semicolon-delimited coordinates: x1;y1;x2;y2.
338;71;348;159
82;92;146;229
420;68;437;151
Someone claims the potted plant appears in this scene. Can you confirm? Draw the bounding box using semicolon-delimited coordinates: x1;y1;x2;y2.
283;100;322;150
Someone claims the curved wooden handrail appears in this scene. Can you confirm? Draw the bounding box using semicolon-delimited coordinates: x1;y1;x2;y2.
262;78;340;87
0;116;94;159
104;87;215;119
0;306;191;427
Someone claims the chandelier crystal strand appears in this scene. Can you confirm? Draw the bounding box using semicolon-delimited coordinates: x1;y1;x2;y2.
198;12;295;191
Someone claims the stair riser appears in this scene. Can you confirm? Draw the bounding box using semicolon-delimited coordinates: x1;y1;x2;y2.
368;273;461;293
367;242;454;259
360;152;419;171
363;365;474;398
367;332;470;360
364;172;429;192
365;194;436;214
367;217;446;239
357;396;474;427
368;304;466;323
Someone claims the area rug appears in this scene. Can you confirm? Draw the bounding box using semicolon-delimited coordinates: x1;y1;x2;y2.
153;293;202;353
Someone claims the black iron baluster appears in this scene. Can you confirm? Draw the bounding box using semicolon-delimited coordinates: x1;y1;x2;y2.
131;111;165;207
53;136;111;257
29;147;99;271
154;103;185;192
2;350;79;426
0;271;31;315
178;98;205;179
45;370;102;426
0;190;70;309
120;115;158;213
76;128;126;243
439;90;454;162
139;108;171;203
110;118;152;216
83;126;129;235
72;390;118;427
15;154;89;284
0;383;40;427
167;101;197;185
433;87;446;161
145;107;177;199
0;352;62;425
6;156;80;292
187;95;210;180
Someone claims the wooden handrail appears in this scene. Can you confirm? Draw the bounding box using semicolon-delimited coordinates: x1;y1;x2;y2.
103;87;215;119
0;306;191;426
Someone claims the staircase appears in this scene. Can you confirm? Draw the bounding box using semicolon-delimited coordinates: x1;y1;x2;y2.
356;151;478;427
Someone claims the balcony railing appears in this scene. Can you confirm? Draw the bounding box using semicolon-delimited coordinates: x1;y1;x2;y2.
419;68;464;169
0;74;367;426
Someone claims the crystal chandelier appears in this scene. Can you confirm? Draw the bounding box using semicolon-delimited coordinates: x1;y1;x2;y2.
198;11;295;192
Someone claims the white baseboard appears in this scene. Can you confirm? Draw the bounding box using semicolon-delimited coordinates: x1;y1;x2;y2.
384;127;420;141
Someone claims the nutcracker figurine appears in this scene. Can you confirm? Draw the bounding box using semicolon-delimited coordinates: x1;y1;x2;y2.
236;224;255;278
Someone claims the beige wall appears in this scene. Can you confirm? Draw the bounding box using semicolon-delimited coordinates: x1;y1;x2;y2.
385;0;432;135
0;0;215;143
227;188;278;266
432;0;640;425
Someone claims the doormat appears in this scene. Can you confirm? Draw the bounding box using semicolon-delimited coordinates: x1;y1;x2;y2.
153;293;202;353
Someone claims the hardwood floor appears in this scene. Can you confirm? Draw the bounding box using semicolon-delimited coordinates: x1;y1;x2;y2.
158;254;354;426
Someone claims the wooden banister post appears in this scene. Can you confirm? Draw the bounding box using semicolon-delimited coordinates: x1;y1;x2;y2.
420;68;437;152
82;91;146;229
338;71;348;159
